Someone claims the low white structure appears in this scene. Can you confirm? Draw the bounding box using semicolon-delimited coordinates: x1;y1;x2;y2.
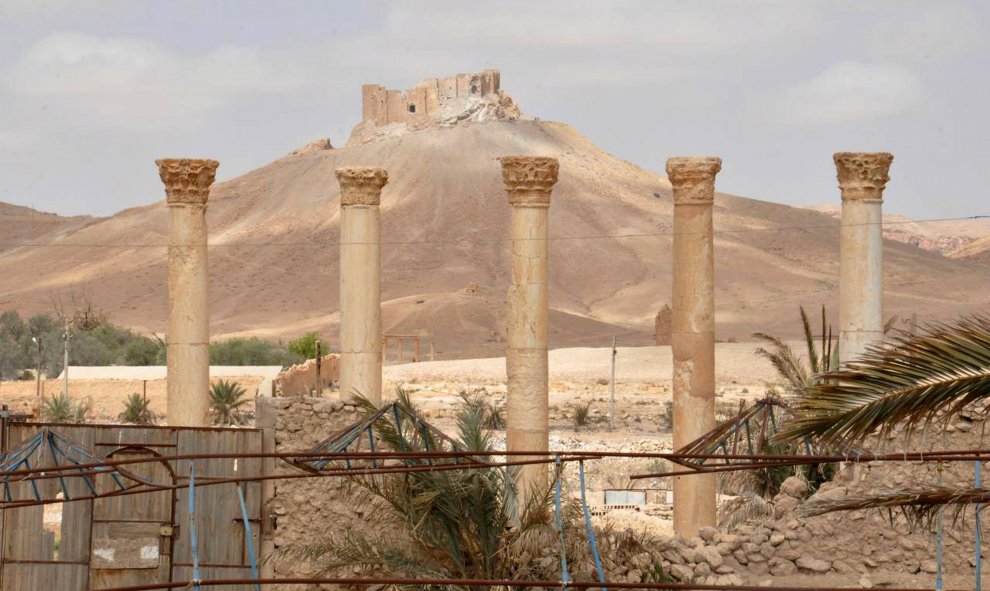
56;366;284;397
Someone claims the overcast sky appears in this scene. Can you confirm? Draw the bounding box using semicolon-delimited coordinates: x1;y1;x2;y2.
0;0;986;218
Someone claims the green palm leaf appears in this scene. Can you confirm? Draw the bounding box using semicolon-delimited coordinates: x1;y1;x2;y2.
777;315;990;447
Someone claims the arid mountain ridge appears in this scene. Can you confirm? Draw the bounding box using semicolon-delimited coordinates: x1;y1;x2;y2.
1;79;988;359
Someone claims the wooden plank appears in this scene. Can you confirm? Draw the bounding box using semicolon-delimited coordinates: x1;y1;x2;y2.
59;427;94;563
172;429;263;568
2;562;88;591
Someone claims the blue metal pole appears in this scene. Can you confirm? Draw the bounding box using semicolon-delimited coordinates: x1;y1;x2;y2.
554;455;571;585
237;485;261;591
189;461;200;591
977;460;983;591
578;460;607;591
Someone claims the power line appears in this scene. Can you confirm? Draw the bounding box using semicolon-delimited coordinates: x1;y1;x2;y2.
0;215;986;249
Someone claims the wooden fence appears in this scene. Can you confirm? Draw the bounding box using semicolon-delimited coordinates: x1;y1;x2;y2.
0;422;265;591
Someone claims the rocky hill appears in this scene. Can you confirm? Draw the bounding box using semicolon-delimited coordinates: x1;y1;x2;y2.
0;76;988;358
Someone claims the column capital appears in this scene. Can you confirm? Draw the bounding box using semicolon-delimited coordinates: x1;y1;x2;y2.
834;152;893;202
666;157;722;205
499;156;559;207
156;159;219;206
336;167;389;206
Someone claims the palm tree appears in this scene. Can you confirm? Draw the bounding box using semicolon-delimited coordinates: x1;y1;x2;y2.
118;392;155;425
775;314;990;517
209;379;249;425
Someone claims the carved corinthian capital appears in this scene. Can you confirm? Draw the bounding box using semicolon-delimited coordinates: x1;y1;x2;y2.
336;167;389;206
156;159;219;206
666;157;722;206
834;152;893;202
499;156;559;207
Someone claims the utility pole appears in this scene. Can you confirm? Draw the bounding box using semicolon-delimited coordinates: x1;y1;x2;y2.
62;325;71;403
315;339;322;396
609;336;617;431
31;337;42;408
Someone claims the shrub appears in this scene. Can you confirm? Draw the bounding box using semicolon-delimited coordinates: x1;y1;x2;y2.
572;401;592;428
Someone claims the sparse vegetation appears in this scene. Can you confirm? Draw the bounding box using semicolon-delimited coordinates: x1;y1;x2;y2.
118;392;155;425
209;379;250;425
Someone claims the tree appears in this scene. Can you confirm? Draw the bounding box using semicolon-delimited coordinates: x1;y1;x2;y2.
287;331;322;359
123;336;165;365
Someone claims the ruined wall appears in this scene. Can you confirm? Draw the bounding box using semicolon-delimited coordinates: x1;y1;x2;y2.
655;304;672;346
273;354;340;397
257;395;374;590
360;69;502;127
653;412;990;586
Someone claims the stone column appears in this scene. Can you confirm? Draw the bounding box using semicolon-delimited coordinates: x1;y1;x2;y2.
336;167;388;405
500;156;559;508
158;158;219;426
667;156;721;537
836;152;893;365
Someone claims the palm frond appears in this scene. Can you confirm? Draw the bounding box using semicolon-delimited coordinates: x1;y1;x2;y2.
800;306;820;375
800;484;990;527
777;315;990;447
718;492;775;530
752;332;809;394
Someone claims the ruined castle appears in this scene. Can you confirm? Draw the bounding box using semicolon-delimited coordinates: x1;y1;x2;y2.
348;69;522;145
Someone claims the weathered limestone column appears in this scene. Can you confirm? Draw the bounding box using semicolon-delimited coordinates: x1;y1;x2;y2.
667;156;721;537
500;156;559;507
836;152;893;365
158;158;219;426
336;167;387;405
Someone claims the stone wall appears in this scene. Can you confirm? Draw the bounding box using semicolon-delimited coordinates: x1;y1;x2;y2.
257;395;369;590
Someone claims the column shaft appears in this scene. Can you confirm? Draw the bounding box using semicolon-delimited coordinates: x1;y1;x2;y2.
667;156;721;537
336;167;388;405
835;152;893;365
158;158;218;427
506;206;550;500
500;156;559;509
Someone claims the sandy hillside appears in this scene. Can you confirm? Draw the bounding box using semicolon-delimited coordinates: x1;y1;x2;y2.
1;117;989;358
